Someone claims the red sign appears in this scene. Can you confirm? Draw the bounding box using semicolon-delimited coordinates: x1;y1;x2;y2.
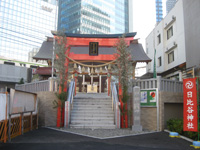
183;78;198;132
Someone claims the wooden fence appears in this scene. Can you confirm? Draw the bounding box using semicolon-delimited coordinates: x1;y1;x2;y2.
0;114;38;143
15;77;58;93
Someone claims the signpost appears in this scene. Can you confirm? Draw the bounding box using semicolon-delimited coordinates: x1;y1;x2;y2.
183;78;198;132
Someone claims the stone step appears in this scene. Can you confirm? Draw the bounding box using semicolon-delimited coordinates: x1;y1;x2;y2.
71;107;112;111
73;99;111;102
70;124;116;129
71;113;114;118
73;101;111;104
71;116;114;120
71;118;114;123
71;110;114;114
72;105;112;109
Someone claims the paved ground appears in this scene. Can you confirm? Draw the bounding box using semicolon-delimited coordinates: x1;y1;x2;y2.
0;127;194;150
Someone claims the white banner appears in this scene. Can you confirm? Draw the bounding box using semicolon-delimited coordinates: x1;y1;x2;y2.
0;94;7;121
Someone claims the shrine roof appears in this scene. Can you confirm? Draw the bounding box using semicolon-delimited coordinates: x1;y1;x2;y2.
52;32;137;38
33;41;53;61
33;38;151;63
33;67;54;75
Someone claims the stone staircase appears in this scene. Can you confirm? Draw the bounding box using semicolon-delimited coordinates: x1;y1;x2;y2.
70;93;115;129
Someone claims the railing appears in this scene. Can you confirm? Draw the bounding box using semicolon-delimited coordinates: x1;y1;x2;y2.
15;77;58;93
111;82;121;129
64;79;75;128
135;76;183;93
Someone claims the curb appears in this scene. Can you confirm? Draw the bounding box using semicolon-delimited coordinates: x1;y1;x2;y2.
164;129;193;143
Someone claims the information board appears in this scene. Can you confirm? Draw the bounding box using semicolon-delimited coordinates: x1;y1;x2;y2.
140;89;157;107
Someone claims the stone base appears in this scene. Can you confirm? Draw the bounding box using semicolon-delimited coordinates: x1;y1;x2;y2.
132;125;143;132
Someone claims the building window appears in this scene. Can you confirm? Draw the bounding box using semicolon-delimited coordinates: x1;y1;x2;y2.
157;34;161;45
158;56;162;67
168;51;174;64
167;26;173;40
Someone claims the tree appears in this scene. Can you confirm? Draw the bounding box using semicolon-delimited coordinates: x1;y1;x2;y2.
53;30;71;127
113;35;133;128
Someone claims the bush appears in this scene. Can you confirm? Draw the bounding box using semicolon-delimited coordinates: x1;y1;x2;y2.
167;118;198;140
167;119;183;135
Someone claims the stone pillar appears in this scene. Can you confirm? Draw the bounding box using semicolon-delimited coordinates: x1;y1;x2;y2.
99;75;102;93
132;86;142;132
157;76;161;91
82;75;85;92
48;77;53;92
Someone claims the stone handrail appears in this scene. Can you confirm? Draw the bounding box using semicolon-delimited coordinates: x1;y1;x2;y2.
135;76;183;93
64;79;75;128
111;82;121;129
15;77;58;93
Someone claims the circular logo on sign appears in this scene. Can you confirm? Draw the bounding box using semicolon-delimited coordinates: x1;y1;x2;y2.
185;81;194;89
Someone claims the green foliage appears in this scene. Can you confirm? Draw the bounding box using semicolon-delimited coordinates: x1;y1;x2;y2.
113;35;133;91
167;118;198;140
54;30;69;92
19;78;24;84
53;91;68;109
167;118;183;134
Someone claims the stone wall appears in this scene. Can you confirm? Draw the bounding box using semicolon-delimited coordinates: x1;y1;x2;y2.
37;91;58;127
141;107;157;131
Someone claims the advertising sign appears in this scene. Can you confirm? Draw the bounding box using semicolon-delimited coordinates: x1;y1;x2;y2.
140;89;157;106
183;78;198;132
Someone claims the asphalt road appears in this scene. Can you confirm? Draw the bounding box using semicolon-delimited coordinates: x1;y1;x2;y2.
0;128;194;150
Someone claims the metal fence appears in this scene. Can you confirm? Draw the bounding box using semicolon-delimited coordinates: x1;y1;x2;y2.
135;76;183;93
15;77;58;93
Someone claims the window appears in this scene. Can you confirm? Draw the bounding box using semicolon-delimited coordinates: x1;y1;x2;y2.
168;51;174;64
167;26;173;40
157;34;161;45
158;56;162;67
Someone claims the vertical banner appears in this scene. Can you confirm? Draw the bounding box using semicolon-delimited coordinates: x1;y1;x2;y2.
183;78;198;132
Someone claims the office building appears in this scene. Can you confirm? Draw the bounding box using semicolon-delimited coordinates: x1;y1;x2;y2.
58;0;132;34
155;0;163;23
166;0;177;14
0;0;57;61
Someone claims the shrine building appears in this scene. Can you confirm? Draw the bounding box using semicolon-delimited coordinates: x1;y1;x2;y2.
33;32;151;94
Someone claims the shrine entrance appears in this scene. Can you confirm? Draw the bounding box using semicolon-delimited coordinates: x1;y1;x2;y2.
76;74;108;93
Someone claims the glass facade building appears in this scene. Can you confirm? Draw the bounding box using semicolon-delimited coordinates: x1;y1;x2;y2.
58;0;129;34
155;0;163;23
166;0;177;14
0;0;57;61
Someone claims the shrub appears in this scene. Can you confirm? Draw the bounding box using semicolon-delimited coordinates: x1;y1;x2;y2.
167;118;198;140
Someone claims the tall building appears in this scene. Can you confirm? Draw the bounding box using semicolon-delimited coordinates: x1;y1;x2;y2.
166;0;177;14
58;0;131;34
155;0;163;23
0;0;57;61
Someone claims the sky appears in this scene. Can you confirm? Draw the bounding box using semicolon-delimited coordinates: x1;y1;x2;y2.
131;0;167;77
